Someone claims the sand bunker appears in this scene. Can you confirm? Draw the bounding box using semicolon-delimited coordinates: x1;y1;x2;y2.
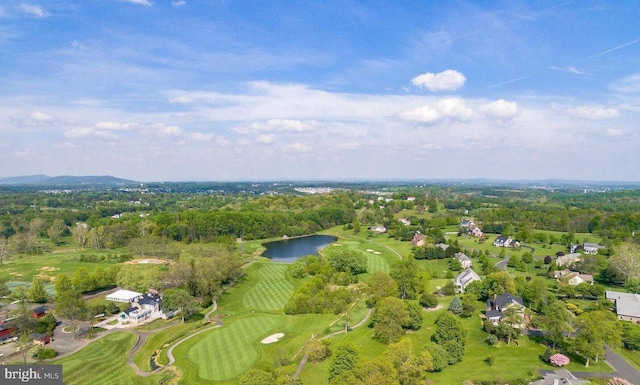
373;251;382;255
125;258;170;265
39;266;59;272
261;333;284;344
365;249;374;252
332;243;343;246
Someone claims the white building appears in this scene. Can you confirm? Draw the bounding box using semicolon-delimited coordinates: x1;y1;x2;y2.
106;289;143;303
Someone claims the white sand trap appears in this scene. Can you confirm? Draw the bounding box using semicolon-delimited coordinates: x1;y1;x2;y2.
365;249;374;252
332;243;343;246
261;333;284;344
373;251;382;255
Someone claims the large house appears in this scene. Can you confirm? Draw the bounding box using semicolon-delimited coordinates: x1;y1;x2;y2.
555;253;582;268
110;290;164;325
460;219;484;238
493;236;512;247
551;270;594;286
454;252;472;269
486;293;525;325
454;268;482;293
583;242;605;255
606;290;640;322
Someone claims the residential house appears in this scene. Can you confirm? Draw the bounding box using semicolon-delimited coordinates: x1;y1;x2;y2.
555;253;582;268
486;293;525;325
411;232;426;247
371;225;386;234
551;270;593;285
119;307;152;323
406;196;416;201
583;242;605;255
606;290;640;322
33;333;51;347
454;252;472;269
454;268;482;293
113;290;165;324
529;369;589;385
436;243;449;251
32;306;46;319
460;219;474;229
0;322;15;343
398;218;411;226
493;236;512;247
469;226;484;238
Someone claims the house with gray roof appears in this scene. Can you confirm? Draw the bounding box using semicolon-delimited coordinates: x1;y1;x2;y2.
606;290;640;322
454;252;472;269
486;293;525;325
529;369;589;385
454;268;481;293
555;253;582;268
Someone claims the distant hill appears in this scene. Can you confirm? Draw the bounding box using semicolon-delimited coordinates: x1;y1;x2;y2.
0;175;138;186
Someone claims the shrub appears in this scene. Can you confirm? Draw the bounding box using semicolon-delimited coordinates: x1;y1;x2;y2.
420;292;439;308
485;355;495;366
549;353;570;367
486;334;498;345
448;296;463;315
38;348;57;360
540;346;557;363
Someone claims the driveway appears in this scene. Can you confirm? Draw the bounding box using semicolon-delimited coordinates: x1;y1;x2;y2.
496;257;509;271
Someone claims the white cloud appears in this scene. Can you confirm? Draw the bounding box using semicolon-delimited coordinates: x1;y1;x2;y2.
64;127;117;140
482;99;518;118
607;128;623;137
401;97;472;123
610;73;640;94
29;111;53;121
118;0;153;6
172;0;186;8
411;70;466;91
95;121;136;130
148;123;182;136
232;119;318;134
566;106;619;120
189;132;213;141
19;4;48;18
282;143;311;153
257;134;275;144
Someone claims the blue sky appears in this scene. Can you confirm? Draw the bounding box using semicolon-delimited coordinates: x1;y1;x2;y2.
1;1;639;181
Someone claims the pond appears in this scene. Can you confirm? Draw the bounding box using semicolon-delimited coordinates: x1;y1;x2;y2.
262;234;338;263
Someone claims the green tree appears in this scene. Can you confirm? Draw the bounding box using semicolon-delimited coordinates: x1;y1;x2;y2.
448;296;463;315
47;219;67;245
484;271;516;297
625;277;640;294
239;369;275;385
367;272;398;308
374;297;410;344
402;301;423;330
55;274;87;338
419;292;438;308
329;344;359;381
544;301;572;349
433;312;467;364
573;310;622;366
332;357;399;385
390;257;424;300
28;277;48;303
423;342;448;372
386;338;430;385
163;288;197;323
327;249;367;275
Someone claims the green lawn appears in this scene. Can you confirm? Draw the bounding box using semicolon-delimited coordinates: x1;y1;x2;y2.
53;332;172;385
243;263;294;312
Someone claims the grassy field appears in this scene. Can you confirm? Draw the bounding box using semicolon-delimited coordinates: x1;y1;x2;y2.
0;248;123;285
53;332;172;385
243;263;293;312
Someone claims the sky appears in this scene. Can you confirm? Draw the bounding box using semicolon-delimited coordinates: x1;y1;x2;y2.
1;1;639;182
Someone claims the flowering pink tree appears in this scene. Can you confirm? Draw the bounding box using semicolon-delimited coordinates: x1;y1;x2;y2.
608;378;633;385
549;353;570;367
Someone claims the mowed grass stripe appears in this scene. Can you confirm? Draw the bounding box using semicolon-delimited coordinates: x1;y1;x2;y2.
187;315;280;381
53;332;166;385
367;252;390;274
243;264;293;311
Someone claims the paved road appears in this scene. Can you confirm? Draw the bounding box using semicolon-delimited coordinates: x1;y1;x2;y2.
496;257;509;271
604;347;640;384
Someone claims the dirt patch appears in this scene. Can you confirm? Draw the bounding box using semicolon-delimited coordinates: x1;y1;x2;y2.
424;304;444;312
39;266;60;272
124;258;171;265
261;333;284;344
